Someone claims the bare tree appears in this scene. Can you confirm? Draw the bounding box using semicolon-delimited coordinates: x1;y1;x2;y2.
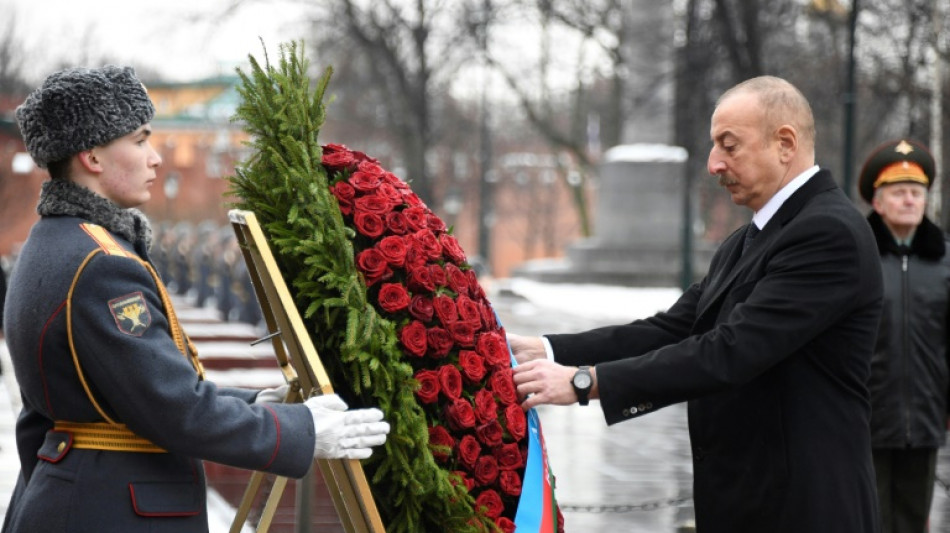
300;0;483;207
474;0;643;237
0;12;31;96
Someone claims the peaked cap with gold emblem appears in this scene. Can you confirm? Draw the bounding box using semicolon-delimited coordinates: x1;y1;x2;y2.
858;138;935;203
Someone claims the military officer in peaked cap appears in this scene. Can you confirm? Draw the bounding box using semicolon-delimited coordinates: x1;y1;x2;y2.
2;66;390;533
859;139;936;205
859;138;950;533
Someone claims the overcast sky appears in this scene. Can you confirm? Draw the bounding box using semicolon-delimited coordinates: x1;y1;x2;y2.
5;0;307;82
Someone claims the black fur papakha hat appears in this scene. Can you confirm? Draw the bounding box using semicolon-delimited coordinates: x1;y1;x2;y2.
858;138;934;203
15;65;155;168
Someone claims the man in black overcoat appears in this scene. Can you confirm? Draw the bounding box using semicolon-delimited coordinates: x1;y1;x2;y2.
511;76;883;533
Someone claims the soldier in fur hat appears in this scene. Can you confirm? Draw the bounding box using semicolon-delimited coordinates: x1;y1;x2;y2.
2;66;389;533
859;138;950;533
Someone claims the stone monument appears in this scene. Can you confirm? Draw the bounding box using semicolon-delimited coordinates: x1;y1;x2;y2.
514;0;710;287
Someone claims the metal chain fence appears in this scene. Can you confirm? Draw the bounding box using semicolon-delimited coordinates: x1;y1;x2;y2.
559;495;693;514
562;475;950;515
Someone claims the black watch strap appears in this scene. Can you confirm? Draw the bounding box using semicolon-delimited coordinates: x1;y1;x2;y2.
572;366;592;406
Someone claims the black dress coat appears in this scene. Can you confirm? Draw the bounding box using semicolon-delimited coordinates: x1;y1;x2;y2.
548;170;883;533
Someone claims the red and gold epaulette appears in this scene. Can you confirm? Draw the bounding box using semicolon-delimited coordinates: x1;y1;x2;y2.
80;223;134;258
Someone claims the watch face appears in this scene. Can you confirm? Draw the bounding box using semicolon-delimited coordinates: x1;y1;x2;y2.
574;372;592;389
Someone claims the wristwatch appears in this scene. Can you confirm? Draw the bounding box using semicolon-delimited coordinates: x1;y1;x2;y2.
571;366;592;406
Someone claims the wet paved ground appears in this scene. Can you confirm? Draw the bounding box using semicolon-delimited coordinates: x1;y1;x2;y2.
489;283;950;533
4;281;950;531
491;287;696;532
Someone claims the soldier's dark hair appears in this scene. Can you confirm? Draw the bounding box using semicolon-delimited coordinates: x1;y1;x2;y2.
46;158;71;181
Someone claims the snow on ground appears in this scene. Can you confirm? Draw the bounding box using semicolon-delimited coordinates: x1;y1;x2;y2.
502;277;682;322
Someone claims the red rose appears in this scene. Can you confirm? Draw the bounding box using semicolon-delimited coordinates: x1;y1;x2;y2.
414;369;440;404
408;294;434;322
402;190;424;208
385;211;409;235
477;331;510;370
473;389;498;423
456;295;480;323
357;159;385;177
441;233;466;264
354;211;385;238
427;213;447;233
330;180;356;200
475;420;504;447
495;516;516;533
498;471;522;498
382;170;406;188
351;149;373;164
445;263;471;297
445;398;477;431
428;264;447;288
378;283;410;313
399;320;428;357
323;142;347;154
503;403;527;441
404;245;428;271
489;369;518;405
356;248;392;286
428;425;454;462
322;149;356;170
479;301;498;330
494;442;523;471
403;206;429;231
447;321;477;347
468;269;486;299
409;229;442;261
426;327;454;358
438;364;463;400
330;181;356;215
433;295;458;325
458;434;481;469
473;455;499;486
377;236;408;267
407;265;435;293
451;470;476;492
377;182;402;204
355;193;398;215
458;350;487;384
349;170;381;192
475;489;504;519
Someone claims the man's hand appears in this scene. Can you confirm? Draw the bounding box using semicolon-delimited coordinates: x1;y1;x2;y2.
507;333;547;365
305;394;390;460
513;359;595;410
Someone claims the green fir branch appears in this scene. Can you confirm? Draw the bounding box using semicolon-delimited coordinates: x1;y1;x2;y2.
228;41;491;533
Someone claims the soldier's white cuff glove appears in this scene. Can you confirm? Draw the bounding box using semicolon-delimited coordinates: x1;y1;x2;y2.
254;383;290;404
305;394;390;460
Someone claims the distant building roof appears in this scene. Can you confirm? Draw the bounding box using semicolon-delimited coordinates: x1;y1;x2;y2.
0;115;20;138
148;76;243;125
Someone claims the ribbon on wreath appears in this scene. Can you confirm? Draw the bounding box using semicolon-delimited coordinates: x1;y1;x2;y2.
506;332;559;532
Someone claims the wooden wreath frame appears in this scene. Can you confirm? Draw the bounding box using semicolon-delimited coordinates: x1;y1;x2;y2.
227;209;384;533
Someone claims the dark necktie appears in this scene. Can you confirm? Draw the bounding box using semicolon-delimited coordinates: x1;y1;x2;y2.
742;223;760;255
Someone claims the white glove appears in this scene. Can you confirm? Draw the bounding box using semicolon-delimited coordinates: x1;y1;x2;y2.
305;394;390;460
254;383;290;404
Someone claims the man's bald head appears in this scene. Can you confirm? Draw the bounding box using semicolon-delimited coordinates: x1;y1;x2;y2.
717;76;816;156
